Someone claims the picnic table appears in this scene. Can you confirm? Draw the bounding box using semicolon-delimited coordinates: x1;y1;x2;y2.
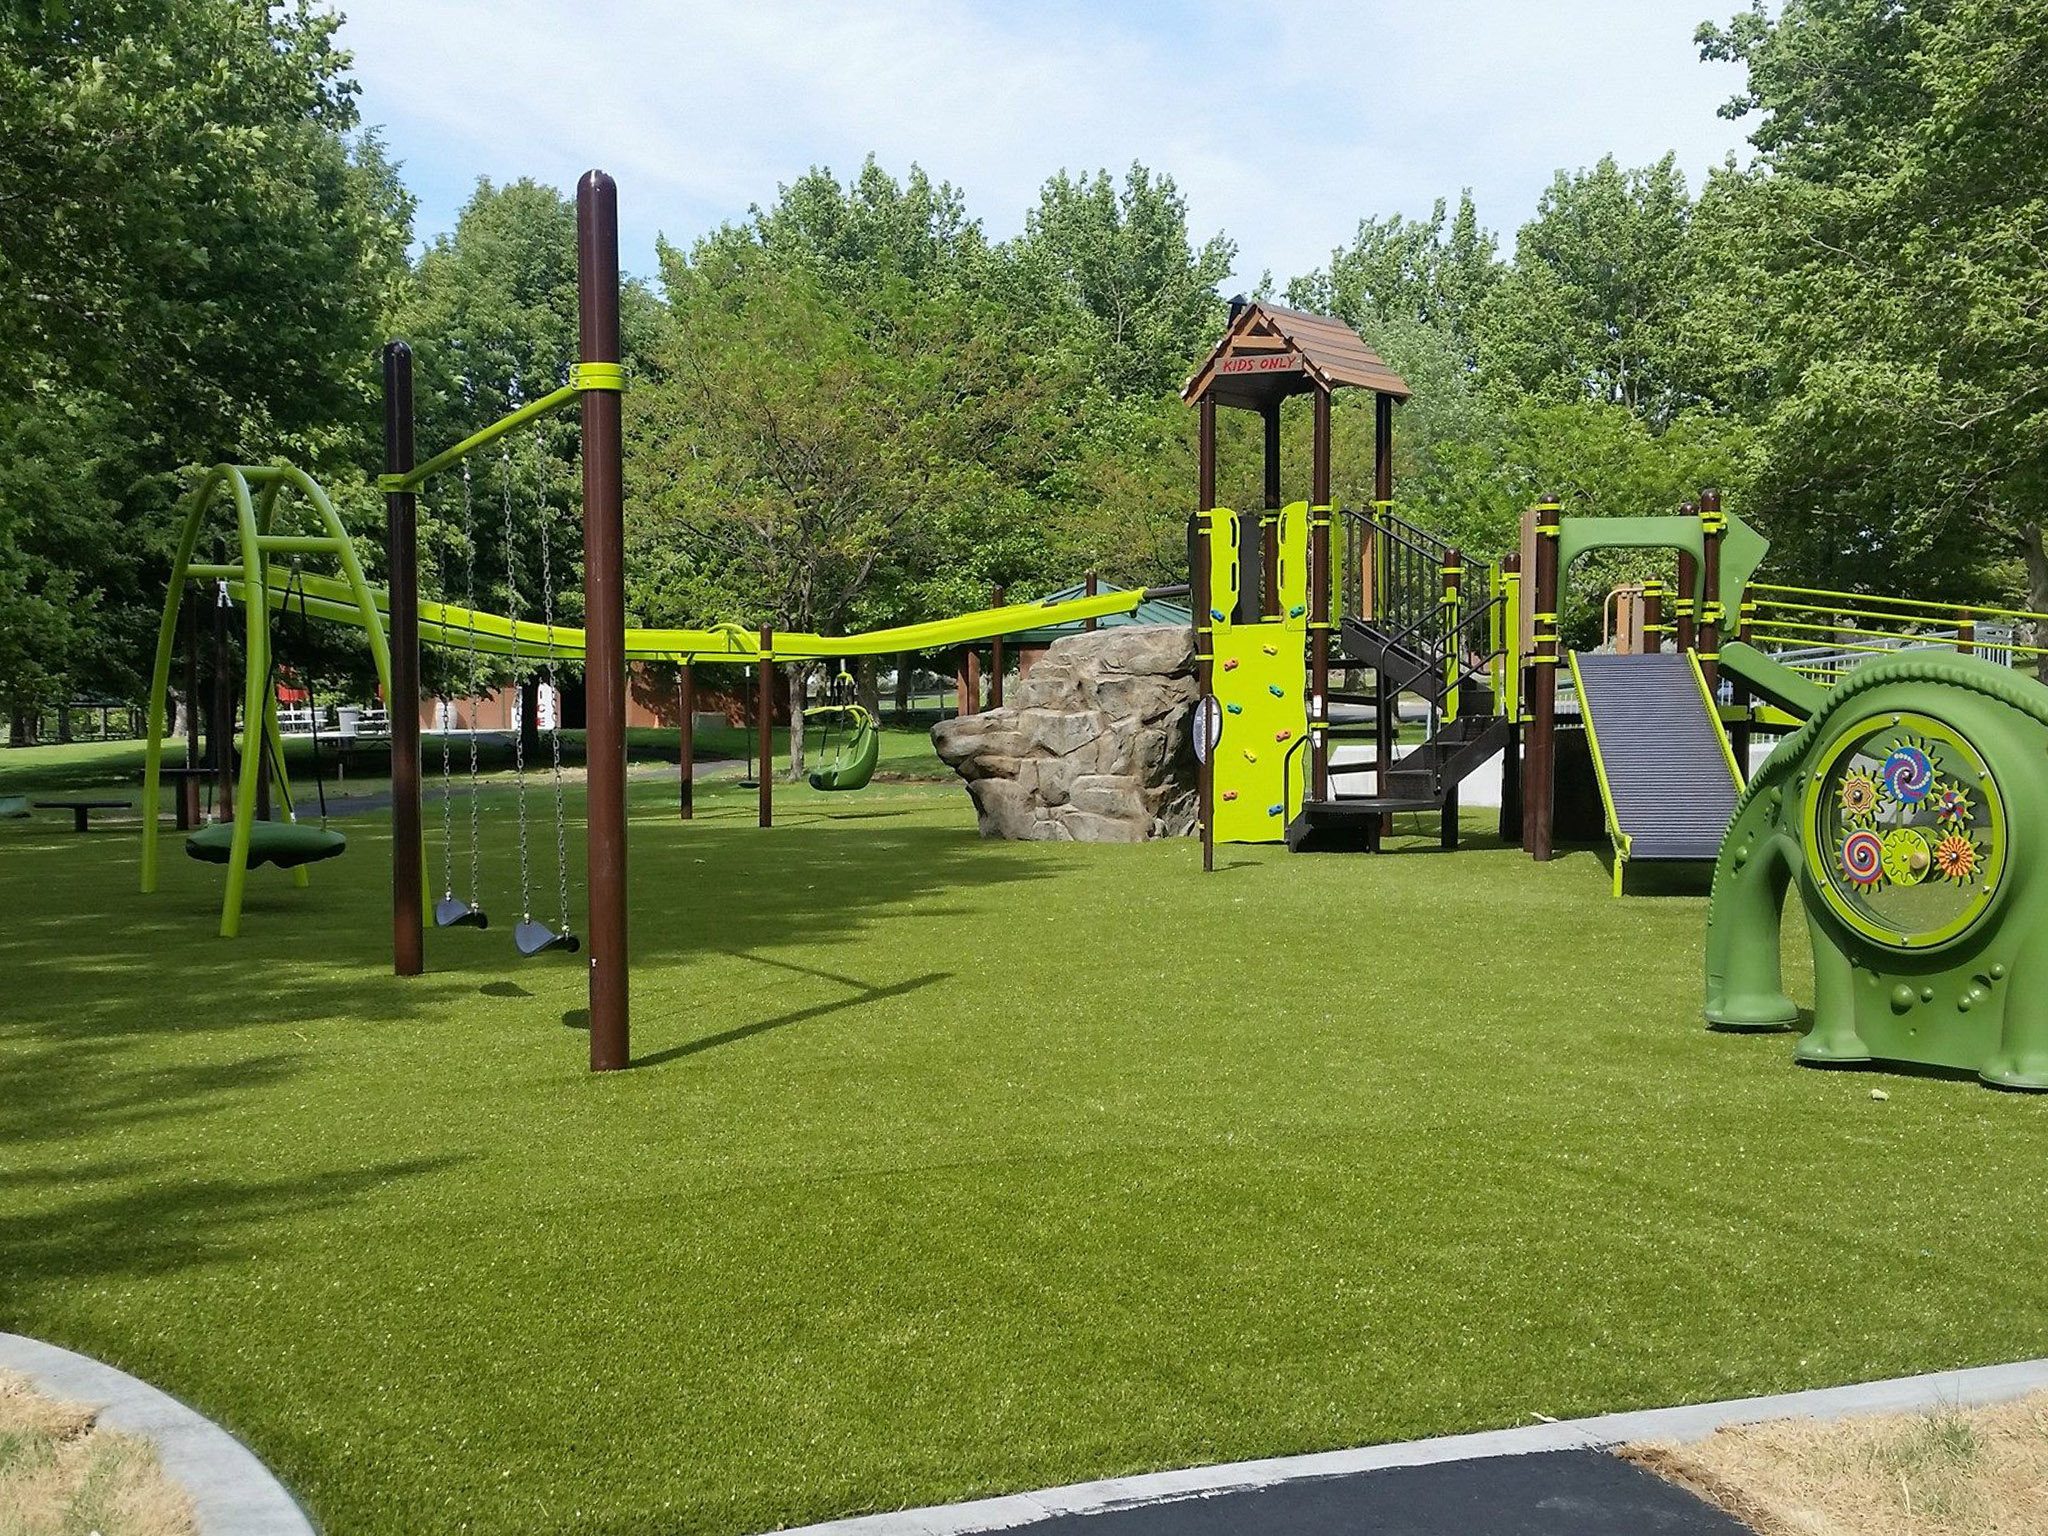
33;798;133;832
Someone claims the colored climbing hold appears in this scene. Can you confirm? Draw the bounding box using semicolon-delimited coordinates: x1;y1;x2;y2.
1262;643;1278;656
1210;607;1227;622
1274;729;1292;742
1266;803;1284;817
1267;684;1285;698
1288;604;1305;618
1222;790;1238;802
1225;702;1243;715
1242;749;1258;763
1222;657;1239;671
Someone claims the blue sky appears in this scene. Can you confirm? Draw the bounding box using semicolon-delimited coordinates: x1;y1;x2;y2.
334;0;1758;292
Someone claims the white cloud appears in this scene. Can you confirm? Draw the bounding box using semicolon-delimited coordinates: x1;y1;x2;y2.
336;0;1754;289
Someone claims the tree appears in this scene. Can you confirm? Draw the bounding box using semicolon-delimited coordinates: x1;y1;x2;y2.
1287;193;1501;365
1008;164;1235;400
1693;0;2048;629
0;0;412;720
1476;155;1699;422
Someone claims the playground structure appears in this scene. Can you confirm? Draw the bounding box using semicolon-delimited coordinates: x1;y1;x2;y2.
1181;302;2048;902
1705;641;2048;1088
137;168;1180;1073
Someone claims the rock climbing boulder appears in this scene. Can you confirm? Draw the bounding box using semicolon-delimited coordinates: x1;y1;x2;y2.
931;624;1198;840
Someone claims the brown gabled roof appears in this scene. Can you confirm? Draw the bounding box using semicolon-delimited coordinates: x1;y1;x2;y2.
1182;301;1410;410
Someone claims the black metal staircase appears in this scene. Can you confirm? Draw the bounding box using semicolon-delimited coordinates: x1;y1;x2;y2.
1287;507;1512;852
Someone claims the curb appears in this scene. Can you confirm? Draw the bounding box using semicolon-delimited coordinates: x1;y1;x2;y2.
770;1357;2048;1535
0;1333;315;1536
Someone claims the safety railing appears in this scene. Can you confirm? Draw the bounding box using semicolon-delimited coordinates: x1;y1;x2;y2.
1745;583;2048;685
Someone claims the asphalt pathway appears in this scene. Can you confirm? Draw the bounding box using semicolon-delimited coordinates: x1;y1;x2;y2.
987;1450;1751;1535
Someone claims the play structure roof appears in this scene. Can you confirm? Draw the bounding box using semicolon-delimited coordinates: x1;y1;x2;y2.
1004;582;1191;646
1182;301;1411;411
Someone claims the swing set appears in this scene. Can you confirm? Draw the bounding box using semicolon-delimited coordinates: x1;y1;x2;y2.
138;171;1175;1073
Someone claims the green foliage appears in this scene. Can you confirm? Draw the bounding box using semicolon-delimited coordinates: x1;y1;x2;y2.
1287;192;1500;363
0;0;411;712
1477;155;1699;422
1009;164;1235;400
1692;0;2048;607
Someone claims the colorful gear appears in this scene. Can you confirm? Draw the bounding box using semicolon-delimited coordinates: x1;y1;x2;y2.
1836;769;1883;824
1881;826;1931;886
1935;781;1974;827
1839;829;1885;888
1932;832;1983;884
1882;743;1935;804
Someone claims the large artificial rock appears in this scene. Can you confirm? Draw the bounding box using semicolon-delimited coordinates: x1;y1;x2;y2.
931;624;1198;841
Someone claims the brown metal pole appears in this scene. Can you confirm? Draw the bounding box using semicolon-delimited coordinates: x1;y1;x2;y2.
1197;395;1217;874
677;662;694;820
1698;489;1724;697
1441;547;1462;850
383;340;424;977
577;169;630;1072
1084;571;1099;633
1262;401;1282;617
989;585;1005;708
757;625;773;829
1373;392;1395;845
1499;551;1523;846
212;581;233;821
1642;580;1665;653
1525;498;1561;861
1310;385;1332;803
1675;500;1699;653
181;592;201;831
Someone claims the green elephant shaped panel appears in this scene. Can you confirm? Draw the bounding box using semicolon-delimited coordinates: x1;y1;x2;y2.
1705;649;2048;1090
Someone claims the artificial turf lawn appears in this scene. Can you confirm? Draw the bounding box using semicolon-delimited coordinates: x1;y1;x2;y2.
2;736;2046;1536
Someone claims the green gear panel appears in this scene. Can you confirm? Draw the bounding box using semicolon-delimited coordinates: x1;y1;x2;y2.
1706;642;2048;1090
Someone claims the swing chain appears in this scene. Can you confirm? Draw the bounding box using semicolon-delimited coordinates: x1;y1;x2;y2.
504;440;533;923
439;480;457;902
537;455;572;937
460;458;483;906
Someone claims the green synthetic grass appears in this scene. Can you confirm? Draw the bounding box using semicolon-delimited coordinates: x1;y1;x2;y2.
2;751;2046;1536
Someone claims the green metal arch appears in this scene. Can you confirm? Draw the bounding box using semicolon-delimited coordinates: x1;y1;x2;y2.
140;464;391;936
1555;512;1770;619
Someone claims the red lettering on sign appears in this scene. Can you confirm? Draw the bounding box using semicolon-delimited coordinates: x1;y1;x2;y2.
1216;352;1301;375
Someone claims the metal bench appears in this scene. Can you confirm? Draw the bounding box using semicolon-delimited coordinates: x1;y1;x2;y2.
33;798;133;832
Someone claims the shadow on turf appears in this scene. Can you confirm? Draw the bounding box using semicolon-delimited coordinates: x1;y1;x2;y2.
632;964;951;1068
0;1154;465;1292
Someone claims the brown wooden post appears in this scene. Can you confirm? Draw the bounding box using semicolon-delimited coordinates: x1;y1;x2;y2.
383;339;424;977
1083;571;1099;633
1262;400;1282;617
989;585;1005;708
1698;487;1724;696
757;626;774;828
677;661;694;820
181;592;202;831
1524;498;1562;861
1731;601;1754;772
1373;392;1395;845
1957;612;1976;655
577;172;630;1070
1310;385;1332;803
212;579;233;820
1675;500;1699;653
1197;394;1217;874
1441;547;1462;850
1642;580;1665;653
1499;551;1523;845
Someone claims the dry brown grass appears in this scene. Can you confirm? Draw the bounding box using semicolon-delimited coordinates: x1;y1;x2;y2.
1624;1390;2048;1536
0;1370;197;1536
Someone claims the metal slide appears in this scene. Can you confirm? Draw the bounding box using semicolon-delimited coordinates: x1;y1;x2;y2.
1569;651;1744;894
